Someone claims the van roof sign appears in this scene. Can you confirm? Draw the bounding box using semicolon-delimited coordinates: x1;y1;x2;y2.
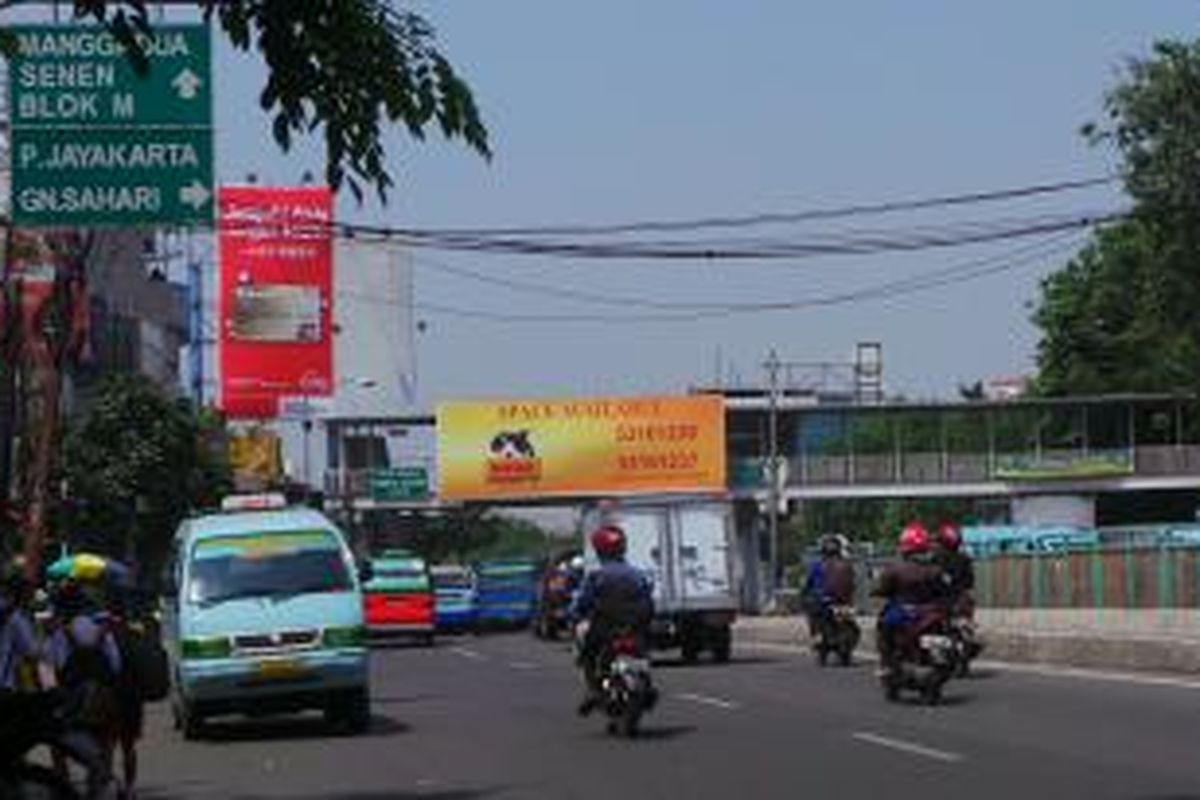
220;493;288;512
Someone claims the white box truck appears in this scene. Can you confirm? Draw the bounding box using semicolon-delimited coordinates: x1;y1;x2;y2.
582;496;738;663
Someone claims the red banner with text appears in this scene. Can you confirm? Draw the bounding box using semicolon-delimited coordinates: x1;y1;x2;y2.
218;186;334;418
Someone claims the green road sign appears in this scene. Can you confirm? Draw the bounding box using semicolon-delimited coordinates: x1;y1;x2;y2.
12;127;213;226
9;24;214;226
370;468;430;502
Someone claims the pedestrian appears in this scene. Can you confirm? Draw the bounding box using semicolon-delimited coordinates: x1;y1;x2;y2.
0;557;42;693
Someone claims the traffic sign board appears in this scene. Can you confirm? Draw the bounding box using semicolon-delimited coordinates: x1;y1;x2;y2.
370;468;430;502
9;24;214;226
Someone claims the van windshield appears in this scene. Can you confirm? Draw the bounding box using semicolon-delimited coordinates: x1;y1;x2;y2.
188;529;352;604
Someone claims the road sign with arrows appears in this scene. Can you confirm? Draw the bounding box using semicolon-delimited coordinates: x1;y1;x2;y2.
8;24;214;226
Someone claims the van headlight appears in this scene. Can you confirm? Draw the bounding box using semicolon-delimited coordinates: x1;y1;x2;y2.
182;636;231;660
323;625;366;648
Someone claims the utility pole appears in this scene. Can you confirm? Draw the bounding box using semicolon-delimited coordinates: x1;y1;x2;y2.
186;240;204;405
765;349;782;606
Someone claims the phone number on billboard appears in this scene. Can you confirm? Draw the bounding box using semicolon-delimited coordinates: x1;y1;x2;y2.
614;423;700;443
617;451;700;471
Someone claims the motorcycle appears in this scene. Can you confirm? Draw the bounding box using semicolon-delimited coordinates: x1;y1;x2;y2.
534;571;577;641
880;611;959;705
598;631;657;738
813;605;860;668
0;689;114;799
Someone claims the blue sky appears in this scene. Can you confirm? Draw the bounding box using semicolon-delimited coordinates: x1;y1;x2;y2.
35;3;1200;407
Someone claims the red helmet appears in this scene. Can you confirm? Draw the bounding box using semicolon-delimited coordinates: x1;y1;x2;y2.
591;525;627;560
898;522;931;556
937;522;963;551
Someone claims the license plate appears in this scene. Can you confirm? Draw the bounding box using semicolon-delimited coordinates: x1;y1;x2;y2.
614;657;650;674
256;658;307;680
919;635;952;650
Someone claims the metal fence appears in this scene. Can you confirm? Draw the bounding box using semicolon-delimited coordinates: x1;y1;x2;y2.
974;546;1200;609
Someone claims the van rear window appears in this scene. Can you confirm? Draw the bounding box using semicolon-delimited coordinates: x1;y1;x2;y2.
188;529;351;604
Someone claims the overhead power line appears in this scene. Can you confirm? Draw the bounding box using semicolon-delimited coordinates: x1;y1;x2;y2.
387;175;1117;238
410;229;1080;311
332;209;1120;260
411;231;1085;324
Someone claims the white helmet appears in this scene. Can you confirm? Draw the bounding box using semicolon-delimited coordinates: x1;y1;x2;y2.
569;556;585;571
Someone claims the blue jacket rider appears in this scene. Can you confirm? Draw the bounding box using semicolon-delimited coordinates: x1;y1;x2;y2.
570;525;653;716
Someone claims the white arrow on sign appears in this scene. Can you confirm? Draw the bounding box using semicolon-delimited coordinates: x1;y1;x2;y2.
179;180;212;211
171;68;203;101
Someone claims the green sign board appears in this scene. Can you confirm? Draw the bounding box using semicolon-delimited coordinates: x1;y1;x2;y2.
993;449;1135;481
9;24;213;226
370;468;430;502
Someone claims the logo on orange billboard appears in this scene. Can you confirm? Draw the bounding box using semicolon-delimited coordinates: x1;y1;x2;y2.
486;431;543;483
438;395;726;500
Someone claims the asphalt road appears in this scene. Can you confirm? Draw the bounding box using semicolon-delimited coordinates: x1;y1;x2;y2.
131;631;1200;800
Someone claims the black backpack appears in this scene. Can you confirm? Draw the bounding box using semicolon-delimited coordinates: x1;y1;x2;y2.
116;622;170;703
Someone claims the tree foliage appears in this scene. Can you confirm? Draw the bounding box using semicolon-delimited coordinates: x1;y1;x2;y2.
63;0;490;201
1034;41;1200;395
376;510;561;565
61;374;231;568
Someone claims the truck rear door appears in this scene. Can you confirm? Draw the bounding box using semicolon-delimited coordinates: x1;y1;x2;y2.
673;503;734;608
618;507;672;608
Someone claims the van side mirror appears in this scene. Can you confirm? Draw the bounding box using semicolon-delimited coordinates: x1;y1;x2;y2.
358;562;374;584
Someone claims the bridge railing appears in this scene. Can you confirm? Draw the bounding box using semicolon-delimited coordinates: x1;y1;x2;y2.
732;445;1200;489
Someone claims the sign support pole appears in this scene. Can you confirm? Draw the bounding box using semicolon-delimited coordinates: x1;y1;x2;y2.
765;349;782;606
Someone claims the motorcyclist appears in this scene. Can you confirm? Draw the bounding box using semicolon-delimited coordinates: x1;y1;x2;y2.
934;522;975;616
570;525;654;717
872;522;949;674
801;535;856;641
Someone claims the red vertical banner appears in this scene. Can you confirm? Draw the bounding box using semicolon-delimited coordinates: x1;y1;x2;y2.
218;186;334;418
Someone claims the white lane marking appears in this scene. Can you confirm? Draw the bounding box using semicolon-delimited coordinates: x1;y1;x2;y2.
450;646;487;662
741;640;1200;692
852;732;964;764
508;661;539;670
674;692;741;710
980;660;1200;691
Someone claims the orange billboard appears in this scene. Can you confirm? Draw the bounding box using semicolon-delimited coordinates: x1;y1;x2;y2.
437;395;726;501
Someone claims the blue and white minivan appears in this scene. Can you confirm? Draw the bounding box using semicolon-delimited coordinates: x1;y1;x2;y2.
164;495;370;738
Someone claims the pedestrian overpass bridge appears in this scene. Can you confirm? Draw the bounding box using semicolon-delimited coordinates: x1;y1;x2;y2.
720;392;1200;518
319;393;1200;518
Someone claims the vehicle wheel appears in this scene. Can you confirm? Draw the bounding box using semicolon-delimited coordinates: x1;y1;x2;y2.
621;707;641;738
2;764;80;799
815;647;829;667
327;689;371;734
882;673;901;703
837;645;854;668
922;682;943;707
423;633;436;648
680;638;700;664
180;700;206;741
711;626;732;664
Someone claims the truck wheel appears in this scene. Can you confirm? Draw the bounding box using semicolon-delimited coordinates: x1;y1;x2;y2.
681;636;701;664
711;626;732;664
